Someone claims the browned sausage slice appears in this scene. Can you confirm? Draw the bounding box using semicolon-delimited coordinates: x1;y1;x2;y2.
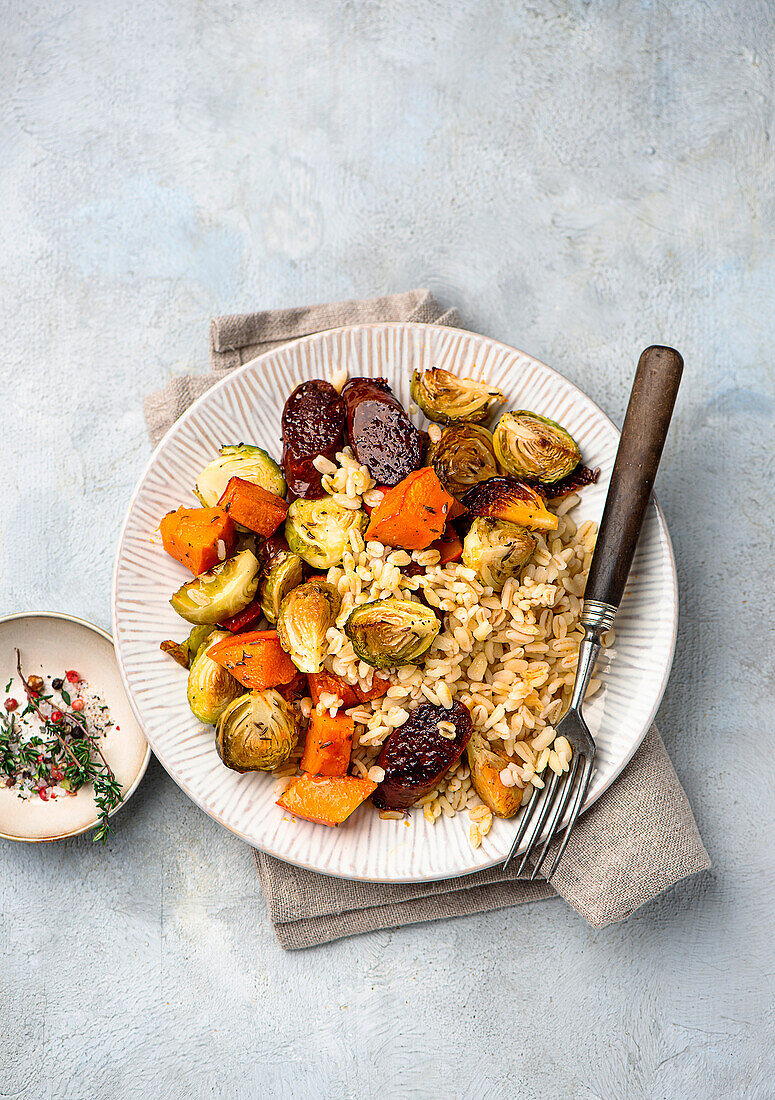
281;380;346;498
342;377;424;486
372;700;473;810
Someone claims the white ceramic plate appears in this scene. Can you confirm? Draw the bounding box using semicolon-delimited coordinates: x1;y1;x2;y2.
113;323;677;882
0;612;151;842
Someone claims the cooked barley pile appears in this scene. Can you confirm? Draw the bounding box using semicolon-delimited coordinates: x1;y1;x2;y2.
278;447;608;848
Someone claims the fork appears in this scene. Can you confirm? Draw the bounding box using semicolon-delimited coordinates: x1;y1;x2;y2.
503;345;683;878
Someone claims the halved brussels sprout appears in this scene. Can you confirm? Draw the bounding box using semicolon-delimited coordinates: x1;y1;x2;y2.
285;498;368;570
410;368;506;424
467;730;526;818
187;629;243;724
160;624;214;669
428;424;499;500
493;411;581;484
463;476;558;532
215;689;298;772
276;578;341;674
195;444;286;506
170;549;260;624
462;517;536;591
344;599;440;669
259;549;304;625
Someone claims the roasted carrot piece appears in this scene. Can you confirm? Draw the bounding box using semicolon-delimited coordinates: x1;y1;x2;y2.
276;670;308;703
432;531;463;565
160;507;236;575
307;670;360;709
217;476;288;537
300;712;354;776
277;774;377;826
207;629;298;690
218;597;265;634
365;468;456;549
352;675;391;703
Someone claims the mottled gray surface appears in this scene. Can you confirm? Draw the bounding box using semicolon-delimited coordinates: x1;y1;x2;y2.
1;1;773;1097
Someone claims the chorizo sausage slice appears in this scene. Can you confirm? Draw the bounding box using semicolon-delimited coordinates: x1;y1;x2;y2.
281;380;346;498
372;700;473;810
342;377;424;487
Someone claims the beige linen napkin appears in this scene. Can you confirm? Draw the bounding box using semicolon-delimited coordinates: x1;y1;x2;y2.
145;289;710;950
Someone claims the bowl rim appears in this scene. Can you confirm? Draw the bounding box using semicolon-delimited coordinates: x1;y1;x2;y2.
0;609;152;843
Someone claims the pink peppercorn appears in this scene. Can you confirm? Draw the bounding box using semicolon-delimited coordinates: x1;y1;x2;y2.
71;698;85;712
4;698;18;712
50;709;63;723
65;670;80;684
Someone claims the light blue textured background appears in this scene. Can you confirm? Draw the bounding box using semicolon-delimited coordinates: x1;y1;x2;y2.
1;2;773;1097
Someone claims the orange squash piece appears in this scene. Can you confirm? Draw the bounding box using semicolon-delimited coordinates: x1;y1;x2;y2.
307;670;360;709
352;675;391;703
160;507;236;575
307;669;391;708
365;468;456;550
432;531;463;565
301;712;354;776
277;774;377;826
217;476;288;536
207;629;298;690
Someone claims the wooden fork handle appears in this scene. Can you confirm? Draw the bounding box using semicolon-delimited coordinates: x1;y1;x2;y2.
583;345;683;613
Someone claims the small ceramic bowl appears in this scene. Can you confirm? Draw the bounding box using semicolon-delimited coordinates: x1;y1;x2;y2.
0;611;151;842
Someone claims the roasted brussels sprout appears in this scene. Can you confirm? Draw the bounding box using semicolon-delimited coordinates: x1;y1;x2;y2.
160;624;214;669
276;578;341;674
428;424;499;499
170;549;260;624
195;444;286;507
462;517;536;591
187;629;243;724
466;730;525;818
259;549;304;625
285;498;368;570
410;368;505;424
215;689;298;772
493;411;581;484
462;476;558;532
344;599;440;669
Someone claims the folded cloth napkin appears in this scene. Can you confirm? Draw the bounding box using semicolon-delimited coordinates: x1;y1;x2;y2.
145;289;710;950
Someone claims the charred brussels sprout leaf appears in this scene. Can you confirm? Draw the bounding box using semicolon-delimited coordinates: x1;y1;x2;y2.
160;624;214;669
276;579;341;674
187;629;243;724
428;424;499;500
410;368;506;424
467;730;526;818
462;517;536;591
195;444;286;506
170;549;260;624
344;599;440;669
463;476;558;532
285;498;368;570
259;550;304;625
215;689;298;772
493;411;581;484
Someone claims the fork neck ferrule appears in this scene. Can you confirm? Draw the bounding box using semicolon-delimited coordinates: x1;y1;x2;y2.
568;600;616;714
579;598;617;635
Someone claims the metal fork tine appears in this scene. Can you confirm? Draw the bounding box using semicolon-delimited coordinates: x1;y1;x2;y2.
543;756;594;880
514;770;562;877
529;754;582;881
502;772;557;871
502;782;544;871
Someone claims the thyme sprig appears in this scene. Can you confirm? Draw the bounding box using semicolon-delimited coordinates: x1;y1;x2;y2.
5;650;124;844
